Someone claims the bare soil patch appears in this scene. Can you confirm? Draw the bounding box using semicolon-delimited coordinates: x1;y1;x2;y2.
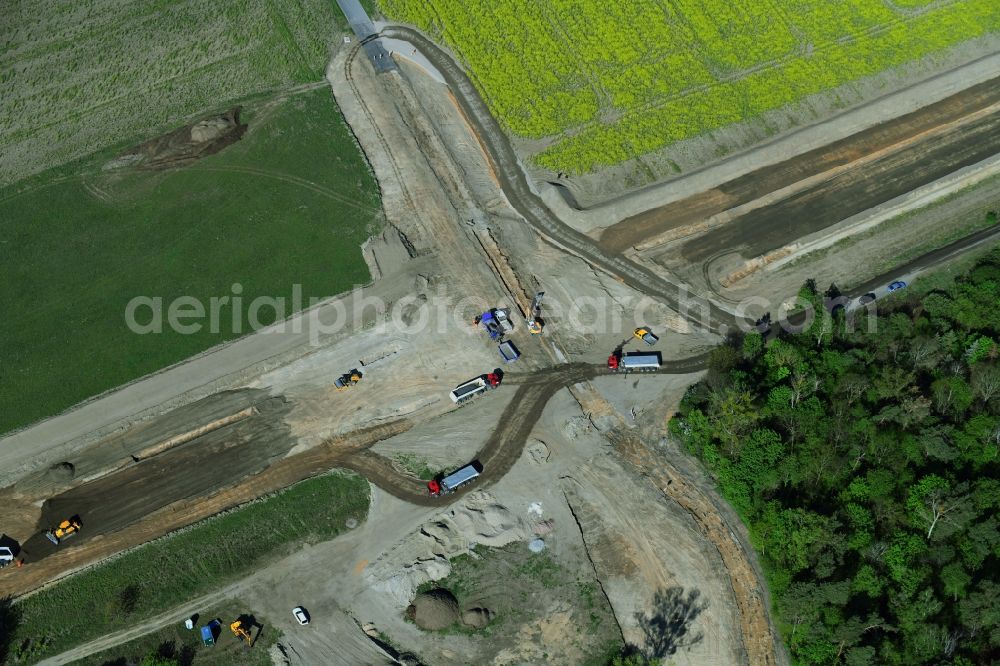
111;108;248;171
600;76;1000;254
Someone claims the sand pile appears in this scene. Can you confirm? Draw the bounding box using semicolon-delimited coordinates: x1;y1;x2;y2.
460;607;493;628
407;588;459;630
367;492;529;604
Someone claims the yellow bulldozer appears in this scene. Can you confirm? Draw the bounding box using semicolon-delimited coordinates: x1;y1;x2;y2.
230;619;253;647
334;369;362;391
45;516;82;545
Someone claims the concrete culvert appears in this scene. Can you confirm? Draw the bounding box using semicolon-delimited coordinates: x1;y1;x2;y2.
46;462;75;481
345;517;358;529
460;607;493;629
408;588;459;630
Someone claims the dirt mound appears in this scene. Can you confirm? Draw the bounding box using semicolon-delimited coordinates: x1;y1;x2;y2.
45;462;75;481
526;439;549;464
113;108;247;170
460;607;493;629
407;588;459;630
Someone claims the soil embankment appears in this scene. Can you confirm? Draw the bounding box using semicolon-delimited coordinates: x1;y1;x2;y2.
598;76;1000;255
110;108;248;171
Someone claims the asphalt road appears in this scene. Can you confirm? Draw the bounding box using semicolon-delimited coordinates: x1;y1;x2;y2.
334;0;396;73
851;219;1000;298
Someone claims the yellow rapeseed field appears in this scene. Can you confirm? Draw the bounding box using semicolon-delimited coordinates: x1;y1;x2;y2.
382;0;1000;173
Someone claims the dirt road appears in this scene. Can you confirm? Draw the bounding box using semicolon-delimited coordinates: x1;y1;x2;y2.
37;487;427;666
380;27;737;334
0;360;703;596
18;396;293;563
613;431;779;666
340;359;708;505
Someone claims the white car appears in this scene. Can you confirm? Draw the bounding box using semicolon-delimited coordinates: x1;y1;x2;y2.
292;606;310;626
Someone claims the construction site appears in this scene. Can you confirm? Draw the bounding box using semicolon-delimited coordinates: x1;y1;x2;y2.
2;3;1000;665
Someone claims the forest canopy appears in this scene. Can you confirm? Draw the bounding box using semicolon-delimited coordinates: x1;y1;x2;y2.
671;250;1000;664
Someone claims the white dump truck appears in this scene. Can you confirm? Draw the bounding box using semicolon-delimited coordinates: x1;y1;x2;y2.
607;350;661;371
449;372;501;403
427;462;483;496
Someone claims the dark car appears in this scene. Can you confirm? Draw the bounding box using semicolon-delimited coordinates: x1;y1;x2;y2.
859;293;876;305
887;280;907;292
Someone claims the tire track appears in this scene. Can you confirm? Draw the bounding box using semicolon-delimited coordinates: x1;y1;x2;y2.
336;359;707;505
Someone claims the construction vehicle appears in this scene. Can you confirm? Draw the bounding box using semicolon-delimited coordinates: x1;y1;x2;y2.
334;369;362;390
45;516;82;545
201;620;221;646
427;461;483;496
498;340;520;363
526;291;545;334
231;619;253;647
634;327;659;346
449;372;501;403
607;350;661;372
476;308;513;340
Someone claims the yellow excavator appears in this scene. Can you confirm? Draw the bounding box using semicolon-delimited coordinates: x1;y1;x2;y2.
334;369;362;391
230;619;252;647
526;291;545;335
45;516;82;545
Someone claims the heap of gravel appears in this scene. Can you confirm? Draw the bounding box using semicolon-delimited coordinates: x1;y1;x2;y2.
460;607;492;629
407;588;459;630
46;462;75;481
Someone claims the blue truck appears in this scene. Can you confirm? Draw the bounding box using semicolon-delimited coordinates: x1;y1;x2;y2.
477;308;513;340
201;620;221;647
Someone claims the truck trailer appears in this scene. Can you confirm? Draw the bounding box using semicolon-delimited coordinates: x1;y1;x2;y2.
428;461;483;496
449;373;501;403
498;340;520;363
607;350;661;371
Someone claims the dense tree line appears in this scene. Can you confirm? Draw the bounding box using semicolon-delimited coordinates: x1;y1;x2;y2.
670;250;1000;664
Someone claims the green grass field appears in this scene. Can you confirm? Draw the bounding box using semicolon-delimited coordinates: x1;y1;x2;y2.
0;0;348;185
382;0;1000;174
0;88;381;436
2;471;369;664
